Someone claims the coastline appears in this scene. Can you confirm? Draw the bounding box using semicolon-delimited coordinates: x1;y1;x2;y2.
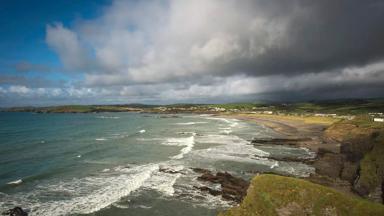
1;111;382;215
219;113;359;196
219;113;336;152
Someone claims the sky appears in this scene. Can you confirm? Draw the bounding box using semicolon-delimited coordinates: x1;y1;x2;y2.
1;0;384;107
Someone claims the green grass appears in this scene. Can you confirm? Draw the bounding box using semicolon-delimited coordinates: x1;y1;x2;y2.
236;113;339;125
51;105;93;113
219;174;384;216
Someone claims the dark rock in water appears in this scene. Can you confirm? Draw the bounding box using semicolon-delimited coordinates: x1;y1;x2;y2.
191;168;211;174
193;168;249;203
198;172;220;183
193;186;222;196
159;115;180;118
2;207;28;216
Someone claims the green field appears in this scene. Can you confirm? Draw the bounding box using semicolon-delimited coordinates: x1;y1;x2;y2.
220;174;384;216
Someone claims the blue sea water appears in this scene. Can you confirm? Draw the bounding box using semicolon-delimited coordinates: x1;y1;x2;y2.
0;112;315;215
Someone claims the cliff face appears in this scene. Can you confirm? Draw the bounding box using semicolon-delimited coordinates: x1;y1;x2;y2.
219;174;384;216
322;116;384;203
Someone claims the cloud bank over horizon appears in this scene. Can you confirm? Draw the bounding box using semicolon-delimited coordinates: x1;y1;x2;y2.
1;0;384;106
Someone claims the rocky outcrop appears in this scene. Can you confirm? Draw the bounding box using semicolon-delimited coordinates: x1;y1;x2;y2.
340;161;358;183
1;207;28;216
322;119;384;203
192;168;249;203
313;152;345;179
159;167;184;174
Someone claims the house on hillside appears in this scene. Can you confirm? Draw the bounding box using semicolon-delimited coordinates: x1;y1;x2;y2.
374;118;384;122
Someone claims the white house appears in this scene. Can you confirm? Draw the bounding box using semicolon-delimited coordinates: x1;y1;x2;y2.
374;118;384;122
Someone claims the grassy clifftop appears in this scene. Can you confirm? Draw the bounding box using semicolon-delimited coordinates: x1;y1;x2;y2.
219;174;384;216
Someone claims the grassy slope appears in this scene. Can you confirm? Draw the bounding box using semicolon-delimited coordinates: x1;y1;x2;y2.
219;174;384;216
235;113;339;125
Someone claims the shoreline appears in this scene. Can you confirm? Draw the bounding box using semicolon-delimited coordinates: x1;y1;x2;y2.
219;113;335;152
220;113;359;196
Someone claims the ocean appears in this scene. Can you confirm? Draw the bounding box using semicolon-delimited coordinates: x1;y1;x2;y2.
0;112;315;215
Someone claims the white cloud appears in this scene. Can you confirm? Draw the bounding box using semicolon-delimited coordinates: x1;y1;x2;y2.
46;23;90;71
8;85;31;95
46;0;289;84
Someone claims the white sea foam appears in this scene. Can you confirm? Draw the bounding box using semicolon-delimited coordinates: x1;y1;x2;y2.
172;178;235;209
96;116;120;119
162;135;195;146
136;137;164;142
175;122;207;125
299;147;317;159
205;117;232;124
95;138;106;141
137;205;152;209
139;129;146;133
270;161;279;169
144;171;182;196
192;134;271;165
171;145;194;160
112;203;130;209
219;127;232;134
275;162;315;177
162;135;195;159
204;117;242;132
7;179;23;185
199;114;213;117
0;164;159;216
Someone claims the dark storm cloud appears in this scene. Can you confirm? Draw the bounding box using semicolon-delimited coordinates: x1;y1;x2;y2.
219;0;384;77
